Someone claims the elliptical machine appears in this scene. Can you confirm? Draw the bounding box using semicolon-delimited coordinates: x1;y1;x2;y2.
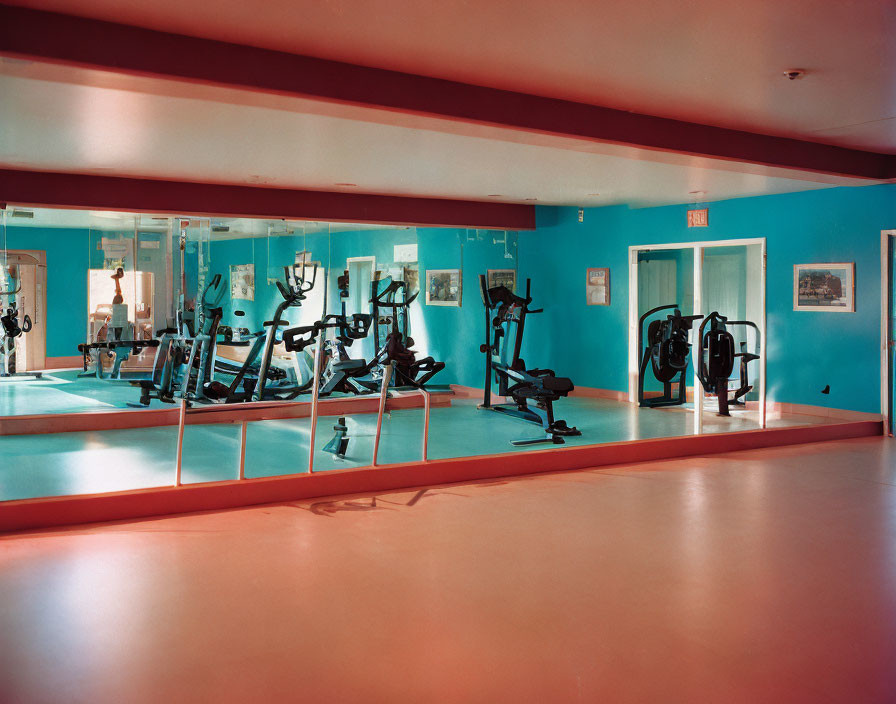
222;263;318;402
479;275;579;445
696;312;760;416
369;276;444;388
637;304;703;408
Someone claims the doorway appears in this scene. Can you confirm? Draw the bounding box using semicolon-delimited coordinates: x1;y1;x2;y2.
628;238;767;431
880;230;896;434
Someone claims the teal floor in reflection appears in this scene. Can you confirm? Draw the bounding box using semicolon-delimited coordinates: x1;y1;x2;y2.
0;398;829;502
0;369;167;415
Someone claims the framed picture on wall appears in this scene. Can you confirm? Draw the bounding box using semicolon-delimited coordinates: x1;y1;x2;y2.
487;268;516;292
586;267;610;306
230;263;255;301
425;269;462;306
793;263;854;312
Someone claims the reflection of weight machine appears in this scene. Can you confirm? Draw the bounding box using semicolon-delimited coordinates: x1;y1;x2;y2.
696;312;761;416
0;268;41;379
637;304;702;408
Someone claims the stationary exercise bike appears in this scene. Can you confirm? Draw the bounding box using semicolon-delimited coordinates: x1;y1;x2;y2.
637;304;703;408
696;312;760;416
479;275;579;445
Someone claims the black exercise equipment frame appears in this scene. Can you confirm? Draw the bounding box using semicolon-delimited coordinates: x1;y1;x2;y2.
696;311;761;416
479;274;579;445
637;304;703;408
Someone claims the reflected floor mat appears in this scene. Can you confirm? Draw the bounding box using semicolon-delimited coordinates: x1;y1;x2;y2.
0;369;166;415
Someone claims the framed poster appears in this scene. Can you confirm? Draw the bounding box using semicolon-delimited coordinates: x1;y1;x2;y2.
230;263;255;301
425;269;462;306
487;268;516;292
586;267;610;306
793;263;854;312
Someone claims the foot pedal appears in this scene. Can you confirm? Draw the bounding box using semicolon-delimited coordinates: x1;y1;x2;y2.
511;435;566;447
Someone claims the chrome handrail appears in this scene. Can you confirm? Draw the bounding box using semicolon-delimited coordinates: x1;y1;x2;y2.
306;333;326;473
372;362;394;466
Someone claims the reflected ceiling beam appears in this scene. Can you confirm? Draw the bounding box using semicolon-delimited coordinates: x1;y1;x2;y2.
0;169;535;229
2;4;894;181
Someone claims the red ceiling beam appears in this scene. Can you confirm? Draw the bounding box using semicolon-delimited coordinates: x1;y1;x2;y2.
2;4;894;181
0;169;536;230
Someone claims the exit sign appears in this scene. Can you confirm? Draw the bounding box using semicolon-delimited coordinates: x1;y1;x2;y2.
687;209;708;227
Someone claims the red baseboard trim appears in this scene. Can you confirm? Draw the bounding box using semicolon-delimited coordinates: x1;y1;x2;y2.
42;356;83;370
0;419;881;533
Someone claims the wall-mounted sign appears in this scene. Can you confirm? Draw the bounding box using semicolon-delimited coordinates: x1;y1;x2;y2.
586;267;610;306
230;263;255;301
394;243;418;263
687;209;708;227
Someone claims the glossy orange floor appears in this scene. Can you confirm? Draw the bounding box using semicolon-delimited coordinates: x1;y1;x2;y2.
2;437;895;703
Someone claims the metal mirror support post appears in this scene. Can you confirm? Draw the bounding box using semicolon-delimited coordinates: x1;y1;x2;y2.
175;397;186;486
372;362;395;466
306;333;327;473
417;386;431;461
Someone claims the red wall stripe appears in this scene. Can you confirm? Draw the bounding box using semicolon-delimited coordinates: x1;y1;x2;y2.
0;169;536;229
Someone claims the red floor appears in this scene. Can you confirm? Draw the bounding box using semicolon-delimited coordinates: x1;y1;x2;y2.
2;437;895;703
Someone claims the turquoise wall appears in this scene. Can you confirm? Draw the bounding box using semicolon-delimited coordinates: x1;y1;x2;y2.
519;184;896;414
5;226;89;358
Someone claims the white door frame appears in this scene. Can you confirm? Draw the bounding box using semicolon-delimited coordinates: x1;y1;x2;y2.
879;229;896;435
345;256;376;306
628;237;767;431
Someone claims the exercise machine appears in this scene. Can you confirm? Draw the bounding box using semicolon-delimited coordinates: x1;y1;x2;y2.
369;276;444;388
79;267;161;380
0;273;41;379
696;311;760;416
637;304;702;408
478;275;579;445
221;263;318;402
282;310;373;396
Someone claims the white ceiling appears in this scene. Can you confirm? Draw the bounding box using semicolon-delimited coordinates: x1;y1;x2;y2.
6;0;896;152
0;70;864;210
0;0;892;210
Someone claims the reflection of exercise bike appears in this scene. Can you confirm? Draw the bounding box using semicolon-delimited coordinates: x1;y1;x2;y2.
637;304;703;408
0;274;41;379
696;312;760;416
479;275;579;445
283;309;374;396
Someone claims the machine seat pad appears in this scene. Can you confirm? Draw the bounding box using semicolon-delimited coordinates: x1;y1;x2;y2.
541;375;574;394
